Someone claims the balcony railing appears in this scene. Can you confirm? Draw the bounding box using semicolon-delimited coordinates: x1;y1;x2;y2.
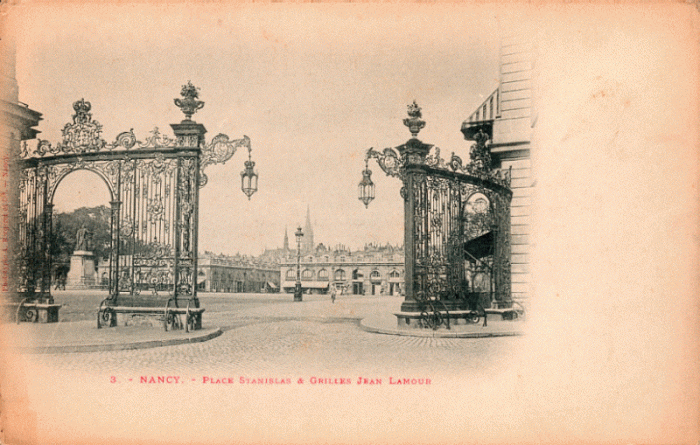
468;88;499;123
462;88;499;141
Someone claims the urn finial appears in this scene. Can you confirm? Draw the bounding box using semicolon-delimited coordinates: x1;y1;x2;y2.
403;100;426;137
174;81;205;121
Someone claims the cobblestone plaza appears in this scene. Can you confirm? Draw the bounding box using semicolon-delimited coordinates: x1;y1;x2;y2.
16;292;521;376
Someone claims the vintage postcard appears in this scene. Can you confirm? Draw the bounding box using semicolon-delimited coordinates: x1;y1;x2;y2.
0;2;698;444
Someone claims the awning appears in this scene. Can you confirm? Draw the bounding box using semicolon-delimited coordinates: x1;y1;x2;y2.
266;282;278;289
281;281;330;289
464;231;494;260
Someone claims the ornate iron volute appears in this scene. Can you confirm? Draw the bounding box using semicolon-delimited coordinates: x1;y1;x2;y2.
174;81;205;121
468;129;493;173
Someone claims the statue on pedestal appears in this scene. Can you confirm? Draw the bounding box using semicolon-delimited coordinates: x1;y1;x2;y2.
75;225;91;252
67;225;96;289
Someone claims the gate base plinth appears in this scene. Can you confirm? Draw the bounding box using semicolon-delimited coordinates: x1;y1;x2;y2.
395;312;424;329
399;301;423;313
35;304;62;322
2;303;62;323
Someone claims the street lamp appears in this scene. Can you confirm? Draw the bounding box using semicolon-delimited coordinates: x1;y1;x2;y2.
358;158;375;208
294;225;304;302
241;143;258;200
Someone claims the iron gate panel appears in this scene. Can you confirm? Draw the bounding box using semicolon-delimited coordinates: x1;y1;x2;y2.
409;166;512;308
365;102;512;313
14;85;253;311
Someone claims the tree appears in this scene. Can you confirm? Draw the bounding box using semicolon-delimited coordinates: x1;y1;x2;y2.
52;206;112;269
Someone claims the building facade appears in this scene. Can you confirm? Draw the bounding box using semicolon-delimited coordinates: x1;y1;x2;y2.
0;26;42;302
95;253;281;293
280;242;404;296
196;253;280;293
461;28;533;304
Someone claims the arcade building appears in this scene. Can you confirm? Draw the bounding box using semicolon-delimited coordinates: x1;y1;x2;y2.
196;253;280;293
277;209;405;296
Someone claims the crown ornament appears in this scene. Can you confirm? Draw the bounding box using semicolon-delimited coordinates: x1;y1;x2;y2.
72;98;92;124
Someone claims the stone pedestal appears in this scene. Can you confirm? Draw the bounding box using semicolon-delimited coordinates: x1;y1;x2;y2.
2;301;62;323
66;250;97;289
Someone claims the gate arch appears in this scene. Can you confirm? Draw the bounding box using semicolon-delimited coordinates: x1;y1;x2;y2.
49;167;116;204
15;85;256;315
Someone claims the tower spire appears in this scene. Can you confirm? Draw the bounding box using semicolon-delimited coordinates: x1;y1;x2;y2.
303;205;314;253
283;226;289;251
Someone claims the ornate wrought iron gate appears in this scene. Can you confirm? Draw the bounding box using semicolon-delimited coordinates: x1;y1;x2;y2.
15;83;254;320
364;102;512;314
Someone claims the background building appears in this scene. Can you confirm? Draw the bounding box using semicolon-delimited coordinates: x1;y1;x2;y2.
280;243;404;296
0;25;42;303
277;210;404;295
196;253;280;293
0;26;42;153
95;252;281;293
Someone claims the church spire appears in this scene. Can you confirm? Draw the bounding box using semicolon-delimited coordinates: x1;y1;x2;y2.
303;205;314;253
283;226;289;251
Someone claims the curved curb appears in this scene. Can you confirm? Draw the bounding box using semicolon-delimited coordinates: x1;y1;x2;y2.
16;327;224;354
359;318;524;339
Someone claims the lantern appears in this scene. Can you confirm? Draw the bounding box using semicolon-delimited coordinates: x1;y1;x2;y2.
358;158;375;208
240;144;258;200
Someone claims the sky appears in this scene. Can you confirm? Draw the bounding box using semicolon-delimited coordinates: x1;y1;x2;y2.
11;3;500;256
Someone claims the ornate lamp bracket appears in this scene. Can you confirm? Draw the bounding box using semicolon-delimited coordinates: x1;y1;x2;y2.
366;147;405;180
199;134;250;188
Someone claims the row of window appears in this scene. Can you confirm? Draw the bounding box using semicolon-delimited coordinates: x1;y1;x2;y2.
201;270;277;281
203;281;270;293
287;255;403;263
285;268;401;281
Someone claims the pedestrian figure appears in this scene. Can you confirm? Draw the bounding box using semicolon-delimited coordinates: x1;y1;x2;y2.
330;285;336;304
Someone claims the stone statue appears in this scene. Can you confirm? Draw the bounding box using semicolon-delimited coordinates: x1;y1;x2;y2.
76;225;89;251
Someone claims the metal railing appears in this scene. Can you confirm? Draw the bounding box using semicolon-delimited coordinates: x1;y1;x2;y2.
468;88;499;123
